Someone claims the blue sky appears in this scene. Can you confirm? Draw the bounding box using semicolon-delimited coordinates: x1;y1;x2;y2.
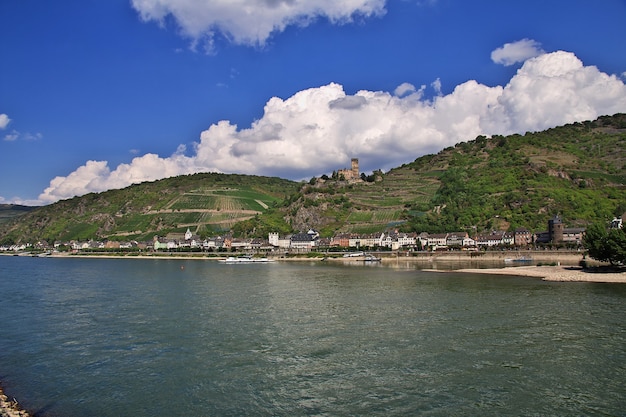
1;0;625;205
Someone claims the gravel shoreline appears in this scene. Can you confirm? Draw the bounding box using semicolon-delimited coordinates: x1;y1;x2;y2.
0;387;29;417
453;265;626;282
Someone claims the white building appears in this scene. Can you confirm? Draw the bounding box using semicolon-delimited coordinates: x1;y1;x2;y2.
397;233;417;247
290;233;316;250
268;232;279;246
427;233;448;249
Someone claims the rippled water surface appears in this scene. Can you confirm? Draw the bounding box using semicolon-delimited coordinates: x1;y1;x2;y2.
1;256;625;416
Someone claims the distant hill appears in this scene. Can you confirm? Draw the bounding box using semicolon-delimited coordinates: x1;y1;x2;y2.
1;114;624;245
0;204;36;225
0;173;299;244
255;113;625;237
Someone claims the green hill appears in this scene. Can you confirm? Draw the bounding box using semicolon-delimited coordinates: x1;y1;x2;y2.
0;204;36;225
255;114;626;237
0;173;299;244
1;114;624;245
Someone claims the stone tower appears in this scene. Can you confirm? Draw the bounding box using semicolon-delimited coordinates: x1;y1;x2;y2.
268;232;279;247
351;158;359;179
548;215;564;244
338;158;360;181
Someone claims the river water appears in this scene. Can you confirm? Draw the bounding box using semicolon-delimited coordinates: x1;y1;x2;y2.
0;256;624;416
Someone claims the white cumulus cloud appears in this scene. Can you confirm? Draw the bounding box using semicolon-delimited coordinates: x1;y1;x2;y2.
394;82;416;97
0;114;10;129
37;50;626;204
431;78;442;96
483;51;626;133
491;38;545;66
3;131;19;142
3;130;42;142
131;0;387;48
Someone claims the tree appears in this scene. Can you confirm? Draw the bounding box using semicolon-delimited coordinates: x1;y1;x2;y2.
583;223;626;265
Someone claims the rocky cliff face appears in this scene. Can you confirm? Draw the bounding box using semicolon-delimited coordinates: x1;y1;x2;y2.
289;202;333;232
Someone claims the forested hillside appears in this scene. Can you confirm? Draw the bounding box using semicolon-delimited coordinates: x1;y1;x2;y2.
401;114;626;233
250;114;625;236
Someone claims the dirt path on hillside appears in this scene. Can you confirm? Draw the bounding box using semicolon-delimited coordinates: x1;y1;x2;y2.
144;209;260;215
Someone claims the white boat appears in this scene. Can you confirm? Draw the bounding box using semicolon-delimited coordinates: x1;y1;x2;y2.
343;251;365;258
341;252;381;262
219;255;274;263
504;256;533;263
363;254;381;262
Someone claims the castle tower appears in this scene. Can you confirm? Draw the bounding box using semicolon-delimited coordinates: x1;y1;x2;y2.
269;232;279;247
548;215;564;244
351;158;359;179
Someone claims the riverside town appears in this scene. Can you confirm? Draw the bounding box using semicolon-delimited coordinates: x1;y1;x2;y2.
2;215;623;255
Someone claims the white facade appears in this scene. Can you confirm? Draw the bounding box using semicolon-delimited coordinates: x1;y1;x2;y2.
397;233;416;247
427;234;448;248
268;232;279;246
278;237;291;249
463;237;476;247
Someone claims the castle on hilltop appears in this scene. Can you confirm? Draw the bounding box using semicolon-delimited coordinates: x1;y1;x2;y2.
338;158;360;181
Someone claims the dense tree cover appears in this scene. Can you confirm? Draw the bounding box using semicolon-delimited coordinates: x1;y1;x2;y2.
583;223;626;265
400;114;626;234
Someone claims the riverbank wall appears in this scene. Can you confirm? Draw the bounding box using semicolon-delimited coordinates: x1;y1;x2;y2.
2;249;588;265
379;250;585;263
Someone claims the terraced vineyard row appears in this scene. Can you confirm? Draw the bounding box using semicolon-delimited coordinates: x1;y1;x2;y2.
0;172;300;243
170;195;219;210
217;196;246;212
168;189;273;212
104;189;278;239
114;188;276;238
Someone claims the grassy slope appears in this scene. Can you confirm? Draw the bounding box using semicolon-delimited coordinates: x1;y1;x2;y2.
0;205;36;225
0;173;299;244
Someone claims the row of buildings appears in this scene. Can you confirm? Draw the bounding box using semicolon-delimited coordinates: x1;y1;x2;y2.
3;216;618;254
269;216;586;251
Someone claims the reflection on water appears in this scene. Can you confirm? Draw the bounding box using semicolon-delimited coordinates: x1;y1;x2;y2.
384;258;508;270
0;256;624;417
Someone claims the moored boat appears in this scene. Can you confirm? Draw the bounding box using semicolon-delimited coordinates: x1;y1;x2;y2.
504;256;533;263
219;255;274;263
363;254;381;262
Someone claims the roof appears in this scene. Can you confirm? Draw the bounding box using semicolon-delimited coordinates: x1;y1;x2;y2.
291;233;314;242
